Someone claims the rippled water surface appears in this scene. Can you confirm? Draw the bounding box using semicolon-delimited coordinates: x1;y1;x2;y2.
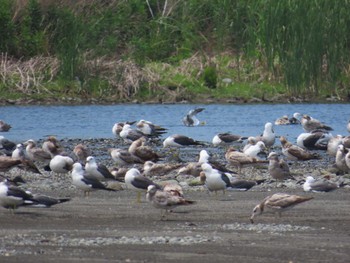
0;103;349;143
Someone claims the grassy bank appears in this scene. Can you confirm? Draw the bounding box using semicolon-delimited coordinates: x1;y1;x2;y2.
0;0;349;104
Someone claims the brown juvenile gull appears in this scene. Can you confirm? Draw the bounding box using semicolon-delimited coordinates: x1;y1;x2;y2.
301;114;333;132
146;185;195;220
11;144;42;174
109;148;144;166
0;156;22;173
225;147;268;174
182;108;205;127
212;132;247;147
0;120;12;132
73;143;91;164
250;193;313;223
143;161;182;177
327;135;344;156
279;136;320;161
303;176;338;192
128;137;161;162
274;115;290;125
25;139;51;162
42;136;65;158
125;168;161;203
267;152;294;184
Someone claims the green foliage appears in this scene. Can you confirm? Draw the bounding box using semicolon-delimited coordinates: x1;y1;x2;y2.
1;0;350;101
203;66;217;89
0;0;16;54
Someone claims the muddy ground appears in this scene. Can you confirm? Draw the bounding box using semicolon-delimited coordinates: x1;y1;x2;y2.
0;139;350;262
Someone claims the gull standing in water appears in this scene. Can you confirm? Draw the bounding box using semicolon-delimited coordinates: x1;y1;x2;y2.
182;108;205;127
250;193;313;223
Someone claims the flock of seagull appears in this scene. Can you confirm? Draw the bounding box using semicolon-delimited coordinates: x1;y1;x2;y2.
0;108;349;222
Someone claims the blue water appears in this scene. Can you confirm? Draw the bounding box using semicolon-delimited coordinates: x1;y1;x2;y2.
0;103;349;143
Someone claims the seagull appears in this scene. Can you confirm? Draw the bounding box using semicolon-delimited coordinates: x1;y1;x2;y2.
71;163;116;196
163;134;204;148
112;121;136;138
274;115;290;125
275;113;301;125
296;130;332;150
327;135;344;156
345;150;350;171
335;145;349;173
146;185;195;220
0;181;37;211
225;147;268;174
0;136;16;156
128;137;162;162
49;155;74;175
10;144;42;175
182;108;205;126
25;139;52;162
109;148;144;166
301;114;333;132
143;161;182;177
250;193;313;223
0;156;22;173
347;120;350;133
0;120;11;132
136;120;167;137
124;168;161;203
119;124;145;143
200;163;232;195
198;149;235;173
267;152;294;183
243;141;267;159
212;132;247;147
289;112;301;124
30;194;70;208
177;149;234;177
256;122;275;148
73;143;91;164
303;176;338;192
85;156;118;181
279;136;320;161
42;136;65;157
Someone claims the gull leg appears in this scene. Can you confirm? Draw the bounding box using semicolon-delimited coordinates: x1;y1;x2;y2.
136;191;142;203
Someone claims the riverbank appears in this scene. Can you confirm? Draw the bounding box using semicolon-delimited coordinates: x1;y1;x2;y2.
1;137;350;262
0;92;346;106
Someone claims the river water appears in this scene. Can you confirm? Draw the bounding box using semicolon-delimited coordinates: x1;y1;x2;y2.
0;103;349;143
